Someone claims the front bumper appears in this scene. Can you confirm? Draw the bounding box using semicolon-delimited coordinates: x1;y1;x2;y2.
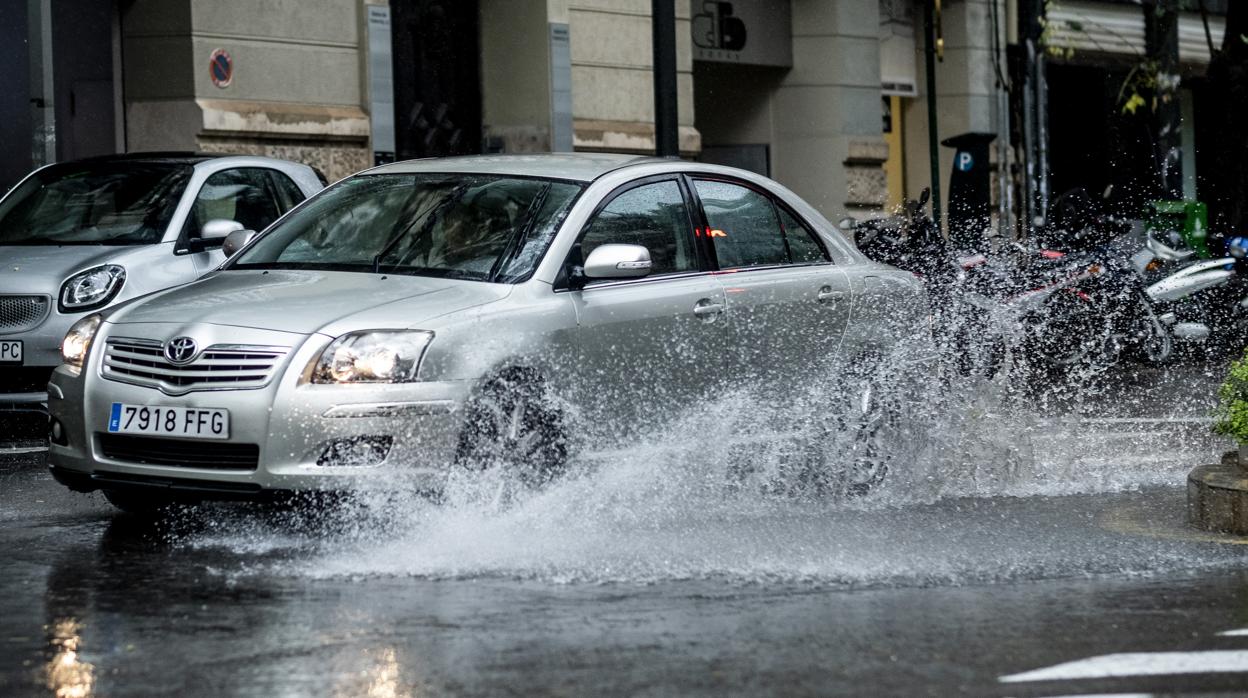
48;324;471;496
1;308;84;409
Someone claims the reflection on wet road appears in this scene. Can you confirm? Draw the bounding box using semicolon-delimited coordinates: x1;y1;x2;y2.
3;361;1248;696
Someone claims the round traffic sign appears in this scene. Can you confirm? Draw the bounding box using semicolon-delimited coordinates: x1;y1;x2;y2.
209;49;233;88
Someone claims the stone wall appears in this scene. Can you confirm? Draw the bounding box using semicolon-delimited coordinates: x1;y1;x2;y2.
568;0;700;154
122;0;371;182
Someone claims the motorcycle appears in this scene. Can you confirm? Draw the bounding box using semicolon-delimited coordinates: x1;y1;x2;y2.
1145;236;1248;351
847;187;1172;381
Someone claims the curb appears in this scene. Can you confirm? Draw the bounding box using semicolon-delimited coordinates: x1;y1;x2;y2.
1188;452;1248;534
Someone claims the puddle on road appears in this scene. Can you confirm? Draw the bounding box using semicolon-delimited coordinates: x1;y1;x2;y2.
163;356;1242;589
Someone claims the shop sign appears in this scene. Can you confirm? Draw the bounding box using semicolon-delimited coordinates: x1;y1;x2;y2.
692;0;792;68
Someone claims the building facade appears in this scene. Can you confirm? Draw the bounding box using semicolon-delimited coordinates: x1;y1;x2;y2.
0;0;1231;226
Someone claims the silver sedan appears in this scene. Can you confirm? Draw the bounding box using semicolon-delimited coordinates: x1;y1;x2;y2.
47;154;928;511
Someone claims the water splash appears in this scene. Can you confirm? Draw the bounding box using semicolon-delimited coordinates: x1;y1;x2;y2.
167;346;1233;587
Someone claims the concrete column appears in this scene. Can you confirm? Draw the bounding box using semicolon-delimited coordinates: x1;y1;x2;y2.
567;0;699;154
770;0;886;217
122;0;370;181
902;0;997;215
480;0;556;152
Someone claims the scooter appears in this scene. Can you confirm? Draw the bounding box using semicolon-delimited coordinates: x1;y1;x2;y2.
1145;236;1248;349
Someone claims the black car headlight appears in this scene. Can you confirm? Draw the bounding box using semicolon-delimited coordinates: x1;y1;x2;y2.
306;330;434;384
59;265;126;313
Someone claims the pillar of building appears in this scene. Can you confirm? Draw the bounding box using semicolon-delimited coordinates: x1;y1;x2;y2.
769;0;888;217
121;0;371;182
901;0;997;215
479;0;563;152
569;0;699;155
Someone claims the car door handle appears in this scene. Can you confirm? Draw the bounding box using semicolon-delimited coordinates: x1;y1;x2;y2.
693;300;724;316
817;287;845;303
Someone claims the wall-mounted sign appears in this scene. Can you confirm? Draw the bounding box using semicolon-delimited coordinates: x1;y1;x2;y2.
209;48;233;88
692;0;791;68
366;6;395;164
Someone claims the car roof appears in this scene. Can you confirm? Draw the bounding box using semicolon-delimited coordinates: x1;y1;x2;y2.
367;153;669;183
66;151;234;165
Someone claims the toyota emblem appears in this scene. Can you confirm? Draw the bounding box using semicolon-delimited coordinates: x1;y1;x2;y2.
164;336;198;364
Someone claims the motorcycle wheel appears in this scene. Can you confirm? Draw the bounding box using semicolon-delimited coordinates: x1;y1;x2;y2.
1027;292;1106;370
1129;294;1173;364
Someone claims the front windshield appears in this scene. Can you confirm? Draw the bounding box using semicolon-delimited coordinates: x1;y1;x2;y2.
0;161;191;245
232;173;583;283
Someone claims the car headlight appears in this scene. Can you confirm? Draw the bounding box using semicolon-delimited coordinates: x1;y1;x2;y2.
306;331;434;384
61;313;102;374
59;265;126;312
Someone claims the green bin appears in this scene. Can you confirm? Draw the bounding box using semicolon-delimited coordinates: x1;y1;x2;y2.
1145;200;1210;258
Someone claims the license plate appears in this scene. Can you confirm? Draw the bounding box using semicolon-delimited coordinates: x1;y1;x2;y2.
0;340;21;364
107;403;230;439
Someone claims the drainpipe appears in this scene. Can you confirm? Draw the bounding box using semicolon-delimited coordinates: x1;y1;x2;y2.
1035;49;1049;220
27;0;55;167
924;0;943;232
1145;0;1183;199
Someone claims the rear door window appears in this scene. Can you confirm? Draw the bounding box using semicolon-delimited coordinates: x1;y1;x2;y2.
777;206;829;263
693;180;787;269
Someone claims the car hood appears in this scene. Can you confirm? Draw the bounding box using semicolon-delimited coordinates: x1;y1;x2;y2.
0;244;159;296
107;269;513;336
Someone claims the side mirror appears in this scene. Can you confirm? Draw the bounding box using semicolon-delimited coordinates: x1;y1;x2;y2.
222;229;257;257
201;218;244;242
583;244;653;280
838;217;857;231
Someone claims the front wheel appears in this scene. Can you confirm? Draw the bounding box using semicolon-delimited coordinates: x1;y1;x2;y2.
454;368;569;489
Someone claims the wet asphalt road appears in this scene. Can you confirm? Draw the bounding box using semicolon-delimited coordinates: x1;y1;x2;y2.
6;363;1248;697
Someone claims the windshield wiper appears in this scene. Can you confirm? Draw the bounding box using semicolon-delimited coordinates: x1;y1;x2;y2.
488;184;551;282
371;184;468;273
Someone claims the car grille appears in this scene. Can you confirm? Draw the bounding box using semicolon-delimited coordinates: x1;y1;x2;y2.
98;433;260;471
0;366;54;394
101;337;287;395
0;295;50;333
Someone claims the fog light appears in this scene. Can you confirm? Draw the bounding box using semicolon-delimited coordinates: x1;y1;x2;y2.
49;418;67;446
316;436;393;467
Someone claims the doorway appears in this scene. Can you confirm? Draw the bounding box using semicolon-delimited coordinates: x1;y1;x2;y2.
390;0;482;160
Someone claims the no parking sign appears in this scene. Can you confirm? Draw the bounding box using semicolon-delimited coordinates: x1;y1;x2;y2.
209;49;233;88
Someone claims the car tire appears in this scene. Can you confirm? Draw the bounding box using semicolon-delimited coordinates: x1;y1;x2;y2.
454;367;569;488
837;373;902;497
778;359;901;499
103;490;177;514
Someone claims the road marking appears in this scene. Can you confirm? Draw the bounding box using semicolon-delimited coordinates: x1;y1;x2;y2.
1000;650;1248;683
0;446;46;455
1219;629;1248;637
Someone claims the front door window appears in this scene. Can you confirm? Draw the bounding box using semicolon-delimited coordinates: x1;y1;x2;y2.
185;168;287;239
578;180;697;279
